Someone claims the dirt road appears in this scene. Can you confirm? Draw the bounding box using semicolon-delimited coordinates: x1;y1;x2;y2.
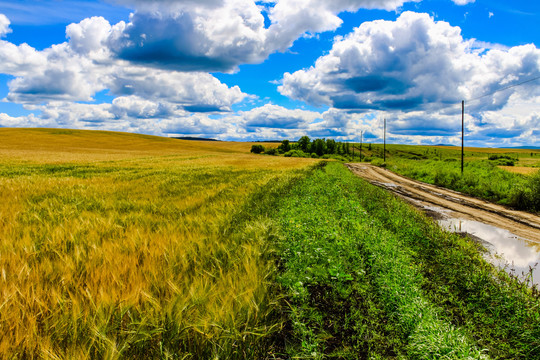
346;163;540;242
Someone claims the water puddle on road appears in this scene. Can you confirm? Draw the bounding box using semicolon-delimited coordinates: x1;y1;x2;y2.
438;217;540;286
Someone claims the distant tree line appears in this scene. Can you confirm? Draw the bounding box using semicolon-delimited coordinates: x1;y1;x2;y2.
251;136;367;160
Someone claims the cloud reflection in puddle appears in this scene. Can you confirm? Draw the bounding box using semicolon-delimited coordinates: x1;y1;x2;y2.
439;218;540;285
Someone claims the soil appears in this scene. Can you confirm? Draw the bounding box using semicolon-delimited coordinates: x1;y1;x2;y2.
346;163;540;243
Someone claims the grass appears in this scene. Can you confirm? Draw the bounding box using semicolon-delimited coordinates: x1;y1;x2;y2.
0;128;315;359
270;162;540;359
354;143;540;212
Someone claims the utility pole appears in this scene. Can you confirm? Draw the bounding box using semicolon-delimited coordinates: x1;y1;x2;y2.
461;100;464;175
360;131;363;161
352;139;355;160
383;118;386;162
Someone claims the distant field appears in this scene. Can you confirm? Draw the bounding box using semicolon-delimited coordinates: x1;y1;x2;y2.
499;166;539;175
0;128;283;163
0;128;314;358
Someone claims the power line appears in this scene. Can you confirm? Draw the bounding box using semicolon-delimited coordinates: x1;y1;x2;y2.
467;75;540;102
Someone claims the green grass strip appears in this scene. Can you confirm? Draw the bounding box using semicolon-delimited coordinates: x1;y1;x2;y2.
331;163;540;359
272;162;487;359
347;169;540;359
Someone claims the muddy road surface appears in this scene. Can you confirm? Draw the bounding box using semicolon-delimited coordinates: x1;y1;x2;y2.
347;163;540;243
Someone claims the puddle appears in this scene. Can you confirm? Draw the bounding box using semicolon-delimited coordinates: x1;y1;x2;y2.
377;183;540;286
439;218;540;286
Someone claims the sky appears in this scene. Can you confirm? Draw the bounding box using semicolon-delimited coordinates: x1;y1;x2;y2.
0;0;539;146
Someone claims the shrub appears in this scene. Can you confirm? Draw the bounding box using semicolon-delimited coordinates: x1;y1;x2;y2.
494;159;515;166
510;170;540;212
265;148;278;156
488;154;515;161
250;144;265;154
371;158;386;167
321;154;348;161
284;150;308;158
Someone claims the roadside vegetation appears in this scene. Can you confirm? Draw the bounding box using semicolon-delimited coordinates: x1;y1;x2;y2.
368;144;540;213
272;162;540;359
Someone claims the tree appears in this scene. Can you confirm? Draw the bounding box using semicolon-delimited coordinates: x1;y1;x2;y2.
250;144;265;154
337;142;344;155
298;136;311;153
326;139;336;154
312;138;326;156
278;139;291;153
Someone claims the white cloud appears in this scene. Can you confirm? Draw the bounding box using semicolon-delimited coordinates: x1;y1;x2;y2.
112;0;267;72
266;0;416;52
241;103;321;130
110;0;418;72
66;16;117;56
0;13;11;37
0;113;40;127
160;113;236;137
111;96;175;119
279;12;540;115
452;0;475;5
0;15;246;111
0;41;46;77
109;67;246;111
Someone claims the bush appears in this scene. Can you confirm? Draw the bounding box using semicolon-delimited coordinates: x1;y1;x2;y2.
488;154;515;161
250;144;265;154
510;170;540;212
371;158;386;167
265;148;278;156
321;154;348;162
284;150;308;158
494;159;515;166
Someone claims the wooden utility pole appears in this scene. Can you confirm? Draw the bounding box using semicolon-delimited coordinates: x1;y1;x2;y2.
360;131;363;161
461;100;464;175
383;118;386;162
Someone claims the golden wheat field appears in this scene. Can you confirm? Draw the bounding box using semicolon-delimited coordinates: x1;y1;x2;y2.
0;128;316;359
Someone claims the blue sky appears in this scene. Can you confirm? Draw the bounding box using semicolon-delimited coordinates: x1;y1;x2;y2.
0;0;538;146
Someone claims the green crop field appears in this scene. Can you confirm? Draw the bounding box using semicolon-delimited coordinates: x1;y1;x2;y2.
1;129;540;359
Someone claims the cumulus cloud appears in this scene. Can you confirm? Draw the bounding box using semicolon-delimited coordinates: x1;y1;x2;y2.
109;67;246;111
279;12;540;114
66;16;119;56
265;0;415;53
0;13;11;37
241;103;321;130
107;0;417;72
114;0;267;72
0;113;41;128
160;113;234;136
0;15;246;110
